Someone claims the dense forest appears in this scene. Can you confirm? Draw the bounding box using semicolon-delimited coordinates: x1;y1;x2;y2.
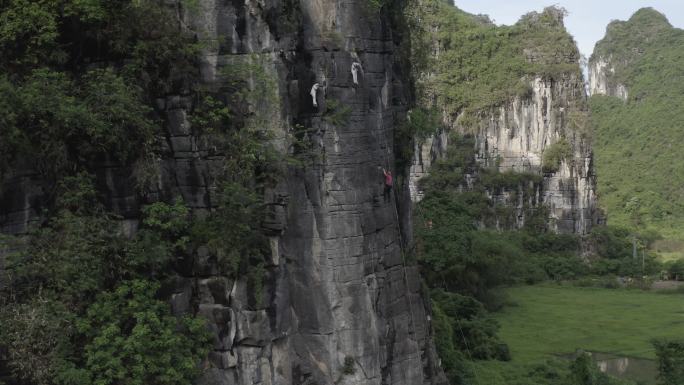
0;1;275;384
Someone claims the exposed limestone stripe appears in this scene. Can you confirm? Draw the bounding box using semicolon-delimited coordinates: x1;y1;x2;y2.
588;57;628;100
311;83;320;107
351;62;363;85
409;75;599;235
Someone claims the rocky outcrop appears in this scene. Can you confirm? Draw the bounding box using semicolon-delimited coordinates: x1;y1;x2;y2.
589;8;673;100
408;132;447;203
0;1;445;384
408;5;601;235
472;75;598;234
588;57;628;100
410;74;600;234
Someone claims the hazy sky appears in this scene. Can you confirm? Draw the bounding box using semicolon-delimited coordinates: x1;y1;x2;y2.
454;0;684;58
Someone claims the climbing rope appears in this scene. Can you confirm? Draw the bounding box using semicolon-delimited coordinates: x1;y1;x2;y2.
366;102;489;382
455;317;481;385
376;115;483;384
368;107;419;341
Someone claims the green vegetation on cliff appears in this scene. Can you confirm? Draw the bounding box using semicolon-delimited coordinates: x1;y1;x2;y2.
590;8;684;242
0;0;197;180
408;0;580;116
1;192;212;385
542;138;572;173
0;1;278;383
591;8;673;83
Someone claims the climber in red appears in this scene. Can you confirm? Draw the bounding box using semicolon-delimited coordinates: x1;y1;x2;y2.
382;168;393;202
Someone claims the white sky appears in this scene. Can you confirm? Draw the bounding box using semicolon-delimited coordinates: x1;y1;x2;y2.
454;0;684;58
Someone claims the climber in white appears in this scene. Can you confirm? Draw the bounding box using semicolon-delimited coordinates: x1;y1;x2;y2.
310;83;320;107
351;62;363;85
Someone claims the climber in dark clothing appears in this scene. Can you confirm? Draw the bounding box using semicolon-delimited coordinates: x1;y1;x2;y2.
383;168;393;202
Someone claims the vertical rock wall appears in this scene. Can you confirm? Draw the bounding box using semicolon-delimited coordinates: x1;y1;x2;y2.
188;1;444;383
0;1;445;384
588;57;628;99
410;74;600;234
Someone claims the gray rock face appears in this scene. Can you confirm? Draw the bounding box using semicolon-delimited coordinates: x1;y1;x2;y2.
588;57;629;100
0;1;445;384
410;74;601;234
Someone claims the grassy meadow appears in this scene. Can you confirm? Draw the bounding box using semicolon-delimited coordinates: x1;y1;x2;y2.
471;284;684;383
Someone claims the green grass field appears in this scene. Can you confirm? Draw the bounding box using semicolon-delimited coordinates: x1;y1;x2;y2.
470;284;684;384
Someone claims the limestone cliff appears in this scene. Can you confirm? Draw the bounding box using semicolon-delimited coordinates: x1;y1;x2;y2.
409;6;600;235
412;76;599;234
588;58;628;100
0;1;445;384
